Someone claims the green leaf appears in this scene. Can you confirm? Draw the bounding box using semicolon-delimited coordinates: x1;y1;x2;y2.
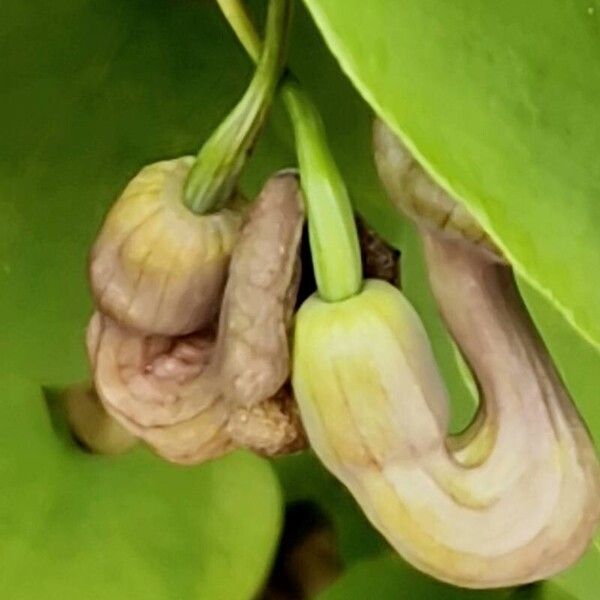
315;554;513;600
315;553;586;599
0;376;281;599
549;540;600;600
302;0;600;350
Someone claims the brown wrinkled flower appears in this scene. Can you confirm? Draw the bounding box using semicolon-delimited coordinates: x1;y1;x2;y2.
89;157;243;336
88;172;306;464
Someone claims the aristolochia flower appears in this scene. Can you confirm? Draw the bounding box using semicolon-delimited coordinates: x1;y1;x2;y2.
88;172;305;464
291;117;600;588
293;249;600;587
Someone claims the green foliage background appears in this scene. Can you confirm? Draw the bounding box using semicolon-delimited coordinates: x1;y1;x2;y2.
1;1;599;598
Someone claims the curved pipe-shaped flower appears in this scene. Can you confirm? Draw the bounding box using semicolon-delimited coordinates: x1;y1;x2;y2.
291;123;600;588
88;172;305;464
293;255;600;588
89;157;243;336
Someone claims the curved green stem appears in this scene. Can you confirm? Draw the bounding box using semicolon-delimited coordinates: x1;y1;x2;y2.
183;0;291;214
218;1;362;302
216;0;262;62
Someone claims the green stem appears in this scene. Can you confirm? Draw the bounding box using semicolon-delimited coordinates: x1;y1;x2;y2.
183;0;291;214
216;0;262;62
283;79;362;301
217;1;362;302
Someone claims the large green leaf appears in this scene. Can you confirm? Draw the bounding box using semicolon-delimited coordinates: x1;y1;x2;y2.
302;0;600;350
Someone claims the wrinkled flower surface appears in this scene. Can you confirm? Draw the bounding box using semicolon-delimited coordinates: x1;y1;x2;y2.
88;172;306;463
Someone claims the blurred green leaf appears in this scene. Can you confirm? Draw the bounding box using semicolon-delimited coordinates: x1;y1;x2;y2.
0;376;281;599
315;554;512;600
551;540;600;600
315;553;585;599
303;0;600;351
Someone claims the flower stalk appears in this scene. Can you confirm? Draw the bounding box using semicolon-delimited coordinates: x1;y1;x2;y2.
183;0;292;214
216;0;362;302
